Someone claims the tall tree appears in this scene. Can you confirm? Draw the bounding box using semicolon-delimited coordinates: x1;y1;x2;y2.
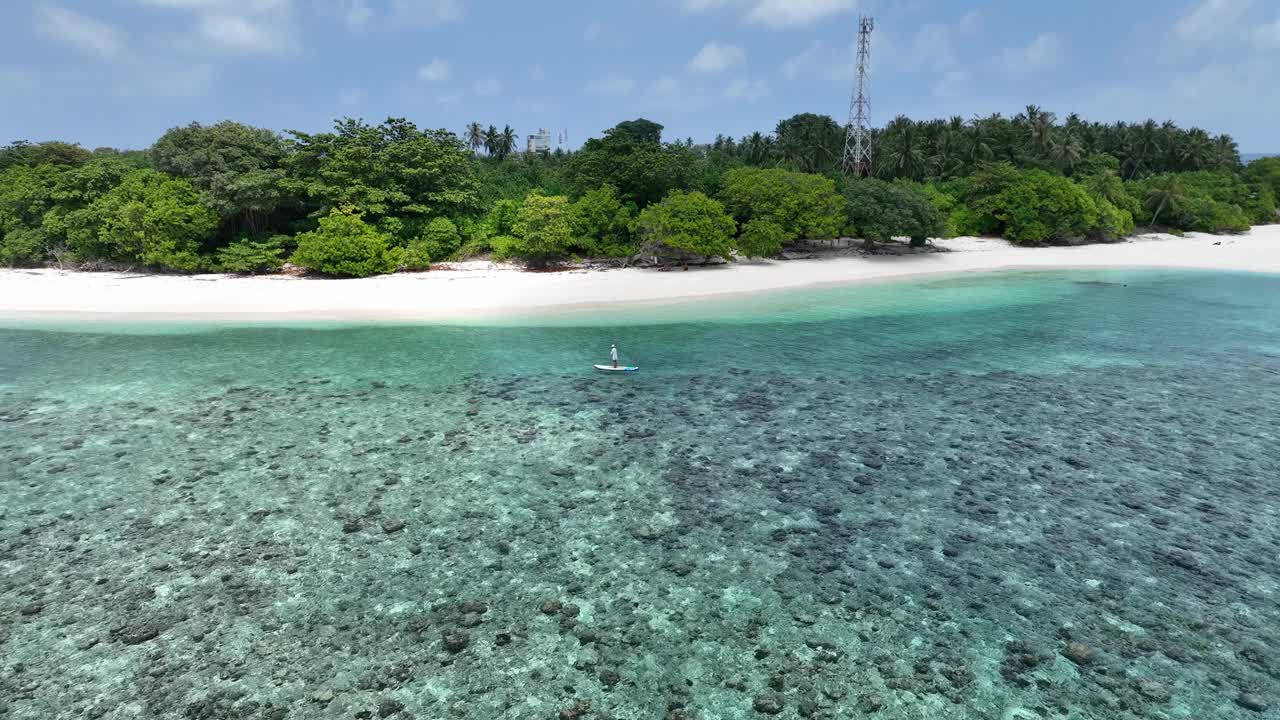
876;115;928;181
498;125;518;161
150;121;291;236
466;122;485;154
775;113;842;175
286;117;480;232
1143;175;1187;227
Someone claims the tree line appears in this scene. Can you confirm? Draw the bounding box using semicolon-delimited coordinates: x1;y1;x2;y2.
1;109;1276;276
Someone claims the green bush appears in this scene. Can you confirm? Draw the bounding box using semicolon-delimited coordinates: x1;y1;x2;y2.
1093;199;1136;240
921;184;958;238
65;169;216;271
215;236;287;274
737;218;787;258
571;185;636;257
1182;196;1250;233
1245;157;1280;217
489;235;519;262
0;227;48;267
1129;172;1261;233
842;178;946;246
991;171;1100;244
636;190;736;263
289;206;402;277
1178;171;1275;224
414;217;461;262
506;192;575;266
720;167;844;243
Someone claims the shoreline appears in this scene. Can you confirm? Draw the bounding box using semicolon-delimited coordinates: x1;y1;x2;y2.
1;227;1278;324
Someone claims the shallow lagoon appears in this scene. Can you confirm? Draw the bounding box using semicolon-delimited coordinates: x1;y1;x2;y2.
2;270;1278;719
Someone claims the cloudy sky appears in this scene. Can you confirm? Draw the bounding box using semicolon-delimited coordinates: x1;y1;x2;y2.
2;0;1278;151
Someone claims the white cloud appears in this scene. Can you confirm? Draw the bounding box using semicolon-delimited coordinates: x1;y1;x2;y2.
680;0;737;10
1174;0;1252;41
135;0;298;54
722;77;769;100
342;0;373;28
652;75;681;96
197;14;289;52
417;58;450;82
1000;32;1065;72
320;0;461;30
117;62;216;98
35;4;126;59
956;9;983;35
1254;18;1280;49
781;41;823;80
745;0;857;28
136;0;292;8
473;76;502;96
643;75;712;113
586;75;635;96
390;0;464;27
681;0;857;28
689;42;746;74
932;70;971;98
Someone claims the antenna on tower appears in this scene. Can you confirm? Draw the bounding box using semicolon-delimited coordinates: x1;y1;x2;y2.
843;15;874;176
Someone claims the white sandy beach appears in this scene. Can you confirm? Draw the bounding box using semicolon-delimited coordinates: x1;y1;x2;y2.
1;226;1277;322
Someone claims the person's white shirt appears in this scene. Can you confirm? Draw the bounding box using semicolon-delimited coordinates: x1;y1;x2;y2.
610;346;618;362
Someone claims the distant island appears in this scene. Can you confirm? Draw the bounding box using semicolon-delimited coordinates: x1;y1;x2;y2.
2;109;1277;277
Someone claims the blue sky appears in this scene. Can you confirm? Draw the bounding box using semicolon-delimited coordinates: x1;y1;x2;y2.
2;0;1278;151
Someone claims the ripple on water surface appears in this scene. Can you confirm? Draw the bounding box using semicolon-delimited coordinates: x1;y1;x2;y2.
1;269;1278;720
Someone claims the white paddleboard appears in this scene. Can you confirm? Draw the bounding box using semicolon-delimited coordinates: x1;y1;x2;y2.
594;364;639;372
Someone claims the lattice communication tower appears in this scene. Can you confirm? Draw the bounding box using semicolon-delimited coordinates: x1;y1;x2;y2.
842;15;874;176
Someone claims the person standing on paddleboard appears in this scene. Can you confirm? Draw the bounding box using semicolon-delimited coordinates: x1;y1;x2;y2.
610;344;619;368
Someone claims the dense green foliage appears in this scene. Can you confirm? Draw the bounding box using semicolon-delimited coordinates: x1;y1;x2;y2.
1;107;1272;274
570;186;636;256
1245;157;1280;207
289;206;401;277
152;121;290;238
842;179;946;246
286;118;480;235
69;169;218;270
565;124;701;208
719;168;844;243
1128;171;1271;233
737;219;788;258
636;191;737;263
216;236;287;274
497;192;575;267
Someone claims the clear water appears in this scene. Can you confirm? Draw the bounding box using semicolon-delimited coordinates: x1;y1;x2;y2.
2;270;1278;720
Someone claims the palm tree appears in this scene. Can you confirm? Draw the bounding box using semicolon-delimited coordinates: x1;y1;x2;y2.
1125;120;1162;179
1178;128;1214;171
741;131;771;165
483;125;499;157
964;116;995;167
929;120;966;179
466;122;485;154
499;125;518;160
876;115;927;181
1023;105;1057;159
1049;130;1084;172
1212;134;1240;170
1144;175;1186;227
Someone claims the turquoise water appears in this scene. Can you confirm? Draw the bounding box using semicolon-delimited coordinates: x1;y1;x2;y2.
1;269;1278;720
